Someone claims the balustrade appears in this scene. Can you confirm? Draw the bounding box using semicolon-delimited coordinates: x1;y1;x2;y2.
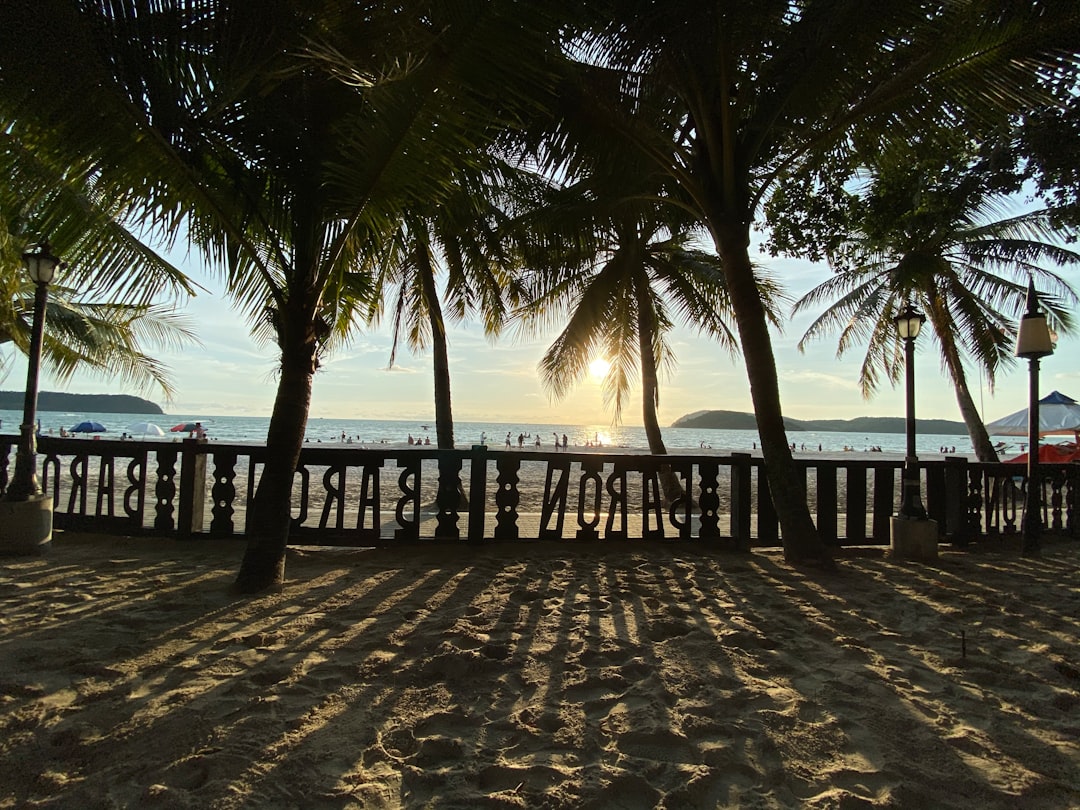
0;434;1075;548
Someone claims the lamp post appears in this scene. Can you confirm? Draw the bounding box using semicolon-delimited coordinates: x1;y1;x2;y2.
894;303;927;520
1015;278;1055;556
4;242;61;502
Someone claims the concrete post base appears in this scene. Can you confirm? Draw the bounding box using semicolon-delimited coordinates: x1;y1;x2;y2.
0;495;54;556
890;516;939;561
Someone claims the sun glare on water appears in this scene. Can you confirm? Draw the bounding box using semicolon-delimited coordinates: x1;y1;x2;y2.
588;357;611;381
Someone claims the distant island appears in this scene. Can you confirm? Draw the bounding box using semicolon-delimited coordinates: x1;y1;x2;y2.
672;409;968;435
0;391;163;415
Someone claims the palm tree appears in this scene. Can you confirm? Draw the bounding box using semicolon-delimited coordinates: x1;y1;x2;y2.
542;1;1080;563
1;1;571;591
793;143;1079;462
1;277;199;399
369;165;525;451
1;132;199;396
514;184;780;473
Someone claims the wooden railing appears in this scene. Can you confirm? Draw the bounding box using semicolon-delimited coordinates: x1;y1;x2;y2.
1;435;1076;548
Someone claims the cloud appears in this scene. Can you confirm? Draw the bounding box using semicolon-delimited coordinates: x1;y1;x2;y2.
780;369;863;392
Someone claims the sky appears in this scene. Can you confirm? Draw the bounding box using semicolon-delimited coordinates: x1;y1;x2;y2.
5;241;1077;429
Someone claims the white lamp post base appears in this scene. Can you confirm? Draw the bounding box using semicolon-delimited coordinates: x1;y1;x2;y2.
0;495;54;556
890;516;939;561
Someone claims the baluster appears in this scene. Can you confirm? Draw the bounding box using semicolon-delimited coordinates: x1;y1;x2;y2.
210;450;238;536
467;447;488;544
154;447;178;532
1049;469;1064;531
697;461;721;541
435;453;462;541
494;455;521;540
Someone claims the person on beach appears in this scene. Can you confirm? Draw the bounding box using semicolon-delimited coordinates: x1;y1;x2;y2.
194;422;207;440
505;432;512;448
535;435;541;448
553;432;560;450
480;431;487;445
562;434;568;449
518;433;525;448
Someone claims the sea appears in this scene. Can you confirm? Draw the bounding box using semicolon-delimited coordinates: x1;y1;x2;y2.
0;408;989;458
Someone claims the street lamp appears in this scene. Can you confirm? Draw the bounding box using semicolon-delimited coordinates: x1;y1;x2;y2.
1015;278;1055;556
894;303;927;520
4;242;62;502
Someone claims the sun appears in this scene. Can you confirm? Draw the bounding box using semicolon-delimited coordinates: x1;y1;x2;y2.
588;357;611;381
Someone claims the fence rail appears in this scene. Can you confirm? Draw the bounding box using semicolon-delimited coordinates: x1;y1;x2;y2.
1;435;1077;548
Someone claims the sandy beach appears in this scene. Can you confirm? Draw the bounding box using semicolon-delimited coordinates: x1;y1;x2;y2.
1;533;1078;808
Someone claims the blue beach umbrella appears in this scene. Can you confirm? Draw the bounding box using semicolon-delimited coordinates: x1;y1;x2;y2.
71;420;107;433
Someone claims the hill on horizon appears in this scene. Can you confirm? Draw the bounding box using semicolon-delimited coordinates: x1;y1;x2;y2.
672;409;968;435
0;391;163;415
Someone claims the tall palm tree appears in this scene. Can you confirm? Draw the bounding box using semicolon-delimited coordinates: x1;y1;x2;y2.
369;165;525;451
793;143;1079;462
517;201;777;503
542;1;1080;562
514;184;780;454
1;1;570;590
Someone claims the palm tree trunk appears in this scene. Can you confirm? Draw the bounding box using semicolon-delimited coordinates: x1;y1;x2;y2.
712;217;828;563
418;251;455;451
635;273;684;503
931;306;999;462
234;300;317;593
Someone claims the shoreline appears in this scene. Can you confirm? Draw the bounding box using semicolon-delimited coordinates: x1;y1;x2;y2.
29;432;983;463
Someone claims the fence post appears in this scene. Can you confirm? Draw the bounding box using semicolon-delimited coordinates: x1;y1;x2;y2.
943;456;972;546
468;445;488;544
177;438;207;538
730;452;752;551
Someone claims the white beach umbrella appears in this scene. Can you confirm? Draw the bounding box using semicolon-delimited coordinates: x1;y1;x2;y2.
127;421;165;437
985;390;1080;438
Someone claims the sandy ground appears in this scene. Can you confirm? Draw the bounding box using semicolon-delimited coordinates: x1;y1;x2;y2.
1;533;1078;809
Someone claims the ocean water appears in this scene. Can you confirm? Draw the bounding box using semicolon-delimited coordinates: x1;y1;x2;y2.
0;407;987;458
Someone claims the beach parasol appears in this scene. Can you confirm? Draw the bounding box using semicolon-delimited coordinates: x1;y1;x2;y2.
1006;442;1080;464
985;390;1080;438
71;420;107;433
127;421;165;437
170;421;204;433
